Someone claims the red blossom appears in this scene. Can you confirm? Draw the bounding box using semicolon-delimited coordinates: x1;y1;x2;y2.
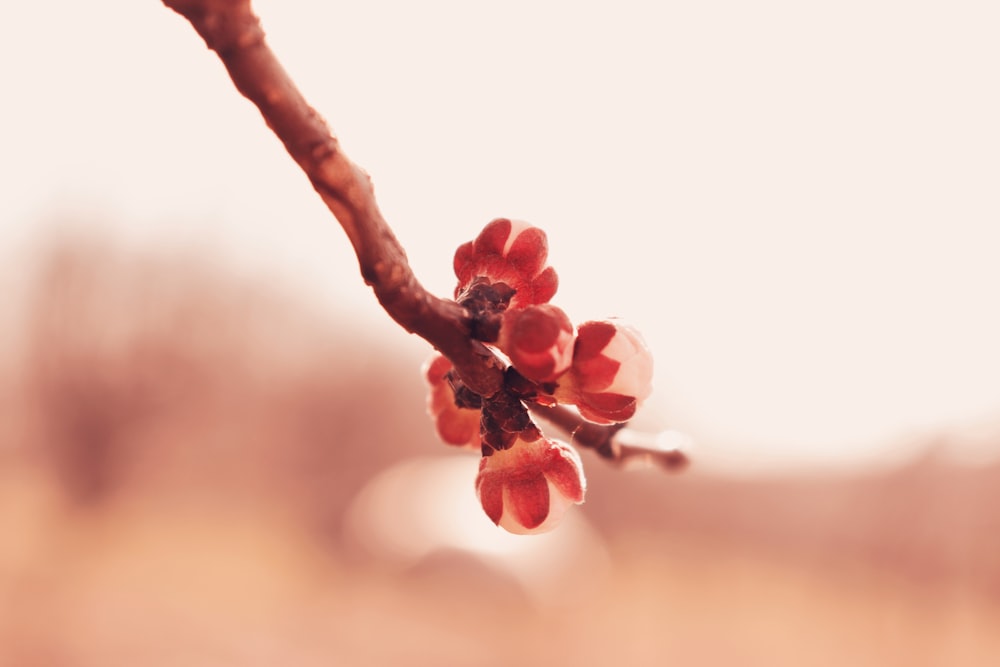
556;320;654;425
475;435;586;534
496;304;575;384
423;354;481;449
454;218;558;309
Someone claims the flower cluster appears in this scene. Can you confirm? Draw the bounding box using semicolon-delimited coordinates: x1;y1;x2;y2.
424;218;654;534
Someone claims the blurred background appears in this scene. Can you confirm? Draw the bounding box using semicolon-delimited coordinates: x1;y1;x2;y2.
2;1;999;664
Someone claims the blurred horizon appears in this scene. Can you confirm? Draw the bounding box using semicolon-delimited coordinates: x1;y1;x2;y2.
1;235;999;664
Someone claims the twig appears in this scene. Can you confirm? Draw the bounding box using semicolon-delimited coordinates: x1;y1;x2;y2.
530;404;690;472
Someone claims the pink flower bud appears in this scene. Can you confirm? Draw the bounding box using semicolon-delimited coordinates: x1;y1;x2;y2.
496;304;574;384
557;320;654;425
423;354;481;449
454;218;558;309
475;434;586;534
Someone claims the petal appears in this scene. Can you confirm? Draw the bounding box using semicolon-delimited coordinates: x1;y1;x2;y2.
506;305;572;352
423;353;482;447
575;356;621;392
574;321;618;362
423;353;452;384
577;392;637;424
435;406;481;446
511;265;558;308
474;218;513;256
476;468;504;525
505;226;548;277
497;305;574;383
602;327;654;400
453;241;476;284
505;472;550;531
542;445;586;504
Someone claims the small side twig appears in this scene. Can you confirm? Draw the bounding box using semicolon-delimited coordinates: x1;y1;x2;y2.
530;404;690;472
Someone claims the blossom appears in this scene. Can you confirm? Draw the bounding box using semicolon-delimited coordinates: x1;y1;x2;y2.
422;354;481;449
496;304;575;384
420;219;659;536
475;434;586;534
556;319;654;424
454;218;558;309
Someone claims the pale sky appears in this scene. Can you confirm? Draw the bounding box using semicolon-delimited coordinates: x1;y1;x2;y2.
3;1;999;474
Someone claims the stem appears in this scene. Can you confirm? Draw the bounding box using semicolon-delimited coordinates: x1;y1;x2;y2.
530;404;690;472
161;0;504;397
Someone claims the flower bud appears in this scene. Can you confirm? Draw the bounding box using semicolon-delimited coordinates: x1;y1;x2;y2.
475;434;586;534
496;304;574;384
422;354;481;449
454;218;558;309
557;320;654;424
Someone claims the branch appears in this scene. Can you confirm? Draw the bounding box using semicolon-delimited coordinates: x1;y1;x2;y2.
162;0;690;471
530;404;691;472
161;0;504;397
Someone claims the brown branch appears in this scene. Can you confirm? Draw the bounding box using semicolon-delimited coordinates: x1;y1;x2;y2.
530;404;690;472
162;0;689;470
161;0;504;397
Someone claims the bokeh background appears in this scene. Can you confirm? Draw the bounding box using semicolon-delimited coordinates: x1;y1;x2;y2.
2;1;999;664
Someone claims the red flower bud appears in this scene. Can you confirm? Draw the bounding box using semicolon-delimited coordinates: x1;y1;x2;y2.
556;320;654;424
496;304;574;384
475;434;586;534
422;354;481;449
454;218;558;309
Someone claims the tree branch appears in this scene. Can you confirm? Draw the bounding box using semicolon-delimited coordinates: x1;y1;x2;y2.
162;0;690;471
530;404;691;472
161;0;504;397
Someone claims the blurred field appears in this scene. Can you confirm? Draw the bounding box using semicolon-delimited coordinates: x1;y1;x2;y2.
1;235;999;666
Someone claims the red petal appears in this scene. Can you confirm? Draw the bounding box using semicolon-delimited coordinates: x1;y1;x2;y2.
506;226;548;277
511;266;558;308
543;447;585;503
574;321;617;362
436;406;481;446
474;218;512;256
529;266;559;305
476;470;504;525
572;322;623;390
507;472;550;530
577;392;637;424
576;356;620;391
505;305;571;352
453;241;475;284
424;354;452;384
